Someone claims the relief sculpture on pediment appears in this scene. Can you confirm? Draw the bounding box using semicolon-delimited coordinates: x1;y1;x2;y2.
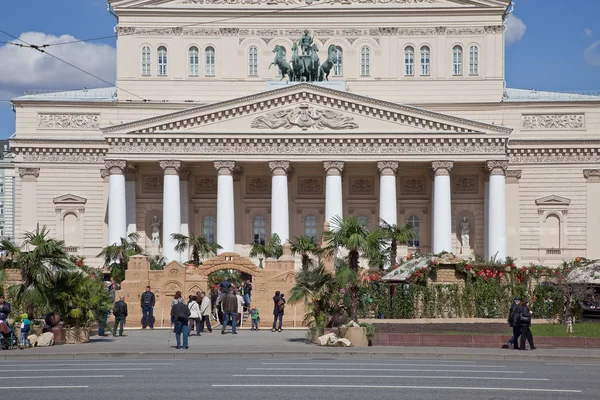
251;104;358;130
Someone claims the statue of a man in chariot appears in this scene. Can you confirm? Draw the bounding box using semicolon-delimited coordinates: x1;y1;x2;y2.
299;29;313;56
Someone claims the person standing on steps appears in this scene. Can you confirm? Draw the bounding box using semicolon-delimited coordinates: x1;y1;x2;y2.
272;291;285;332
517;298;536;351
140;286;156;329
171;297;191;349
221;288;238;335
112;296;128;337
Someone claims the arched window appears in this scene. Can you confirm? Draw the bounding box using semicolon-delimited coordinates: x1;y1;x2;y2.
360;46;370;76
357;216;369;226
253;215;266;245
142;46;151;76
304;215;317;239
248;46;258;76
407;215;420;247
157;46;168;76
63;212;79;246
420;46;430;76
469;45;479;76
334;46;343;76
452;45;463;76
404;46;414;76
189;46;199;76
542;214;561;249
202;216;215;244
205;46;215;77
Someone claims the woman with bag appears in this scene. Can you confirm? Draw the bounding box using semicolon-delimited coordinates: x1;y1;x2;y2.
517;299;536;351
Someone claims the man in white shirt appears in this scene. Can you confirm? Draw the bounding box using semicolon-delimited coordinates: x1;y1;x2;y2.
235;290;245;326
198;292;213;333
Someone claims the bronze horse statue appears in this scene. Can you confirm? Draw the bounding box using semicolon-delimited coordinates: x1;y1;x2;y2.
290;43;302;82
319;44;338;81
269;45;292;81
296;43;320;82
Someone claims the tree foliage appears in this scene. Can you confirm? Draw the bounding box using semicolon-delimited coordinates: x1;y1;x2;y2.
171;232;222;266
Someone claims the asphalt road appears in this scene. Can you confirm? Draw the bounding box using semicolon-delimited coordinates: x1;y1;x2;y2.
1;356;598;399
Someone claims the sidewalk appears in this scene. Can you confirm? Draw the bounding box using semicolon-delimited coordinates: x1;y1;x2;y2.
3;328;600;362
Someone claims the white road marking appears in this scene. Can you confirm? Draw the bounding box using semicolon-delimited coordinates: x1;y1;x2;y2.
212;384;582;393
546;363;600;366
247;368;524;374
233;374;548;381
2;368;153;372
1;363;172;368
258;358;478;363
261;362;505;368
0;375;124;380
0;386;89;390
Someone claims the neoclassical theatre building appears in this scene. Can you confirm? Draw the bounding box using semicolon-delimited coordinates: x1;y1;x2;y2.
10;0;600;268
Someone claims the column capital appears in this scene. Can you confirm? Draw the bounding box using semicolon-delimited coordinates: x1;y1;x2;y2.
377;161;399;176
159;160;182;175
18;168;40;182
100;169;109;180
431;161;453;176
124;166;137;181
105;160;127;175
214;161;236;175
584;169;600;183
486;160;509;176
269;161;291;176
323;161;344;176
180;168;192;181
505;169;522;183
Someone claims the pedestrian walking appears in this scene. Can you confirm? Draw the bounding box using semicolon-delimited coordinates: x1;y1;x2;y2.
112;296;128;337
250;307;260;330
188;296;201;336
171;298;191;349
272;291;285;332
199;292;213;333
0;295;10;318
507;297;521;349
235;290;245;326
19;314;31;349
221;289;238;335
517;299;536;351
170;291;183;331
140;286;156;329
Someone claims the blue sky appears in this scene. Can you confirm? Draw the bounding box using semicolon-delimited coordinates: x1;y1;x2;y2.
0;0;599;138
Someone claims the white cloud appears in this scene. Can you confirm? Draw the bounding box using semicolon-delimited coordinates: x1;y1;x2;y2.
584;40;600;66
0;32;115;97
505;14;527;46
585;28;593;37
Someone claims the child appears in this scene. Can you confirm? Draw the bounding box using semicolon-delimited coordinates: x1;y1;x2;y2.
250;307;260;331
20;313;31;349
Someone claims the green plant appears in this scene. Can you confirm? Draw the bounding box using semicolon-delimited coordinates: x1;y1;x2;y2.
148;255;167;270
358;322;376;338
378;220;415;267
289;263;337;330
250;233;284;267
289;235;322;271
208;270;243;288
171;232;221;266
97;232;143;282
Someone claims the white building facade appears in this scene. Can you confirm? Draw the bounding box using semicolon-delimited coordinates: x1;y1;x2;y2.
9;0;600;267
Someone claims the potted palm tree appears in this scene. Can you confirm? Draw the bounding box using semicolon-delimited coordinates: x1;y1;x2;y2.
97;233;144;282
249;234;283;267
170;232;221;266
289;235;322;271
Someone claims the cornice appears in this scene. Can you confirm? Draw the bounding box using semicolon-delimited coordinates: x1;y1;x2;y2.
508;139;600;147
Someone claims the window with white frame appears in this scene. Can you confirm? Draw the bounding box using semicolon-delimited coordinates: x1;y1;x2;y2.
334;46;343;76
357;216;368;226
407;215;420;247
304;215;317;239
157;46;168;76
205;46;215;77
248;46;258;76
360;46;370;76
253;215;266;245
189;46;199;76
469;45;479;76
202;215;215;244
142;46;151;76
404;46;414;76
420;46;430;76
452;45;463;76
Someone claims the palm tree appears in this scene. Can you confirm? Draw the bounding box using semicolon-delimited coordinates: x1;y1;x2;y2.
322;216;383;321
148;255;167;270
379;219;415;267
171;232;221;266
97;232;143;282
0;225;75;316
249;233;283;267
289;235;322;271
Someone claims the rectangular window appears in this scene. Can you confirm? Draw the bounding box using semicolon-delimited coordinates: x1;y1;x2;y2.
469;46;479;76
421;50;430;76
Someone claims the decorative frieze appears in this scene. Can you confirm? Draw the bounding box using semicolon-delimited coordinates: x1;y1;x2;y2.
251;104;358;130
298;177;323;194
446;27;485;35
377;161;399;176
22;153;106;163
247;177;271;194
195;177;218;193
401;177;425;194
584;169;600;183
485;26;504;34
159;160;182;175
38;113;100;129
350;177;374;194
521;114;585;130
182;0;434;4
431;161;453;176
454;175;479;193
142;175;163;193
486;160;509;176
18;168;40;182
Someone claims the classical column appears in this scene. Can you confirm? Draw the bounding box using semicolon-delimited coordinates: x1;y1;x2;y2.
269;161;291;243
487;161;508;262
160;160;182;262
484;177;489;260
125;167;137;237
180;169;191;261
584;170;600;259
506;170;522;262
215;161;236;254
377;161;399;226
323;161;344;226
106;160;127;246
432;161;453;254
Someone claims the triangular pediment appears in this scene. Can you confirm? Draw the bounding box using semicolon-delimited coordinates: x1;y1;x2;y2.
103;84;511;137
53;194;87;205
535;195;571;207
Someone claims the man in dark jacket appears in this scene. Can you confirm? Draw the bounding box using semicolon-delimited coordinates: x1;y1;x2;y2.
517;299;536;351
272;291;285;332
140;286;155;329
171;299;191;349
507;297;521;349
112;296;128;337
0;295;10;318
221;289;238;335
